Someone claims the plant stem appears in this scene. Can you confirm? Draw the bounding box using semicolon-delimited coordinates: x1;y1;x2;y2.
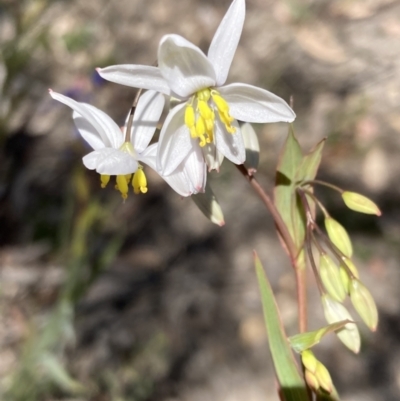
236;164;307;332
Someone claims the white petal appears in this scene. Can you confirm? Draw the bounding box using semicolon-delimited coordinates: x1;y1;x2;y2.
140;144;196;197
202;143;225;172
214;118;245;165
158;34;216;98
78;103;124;149
73;111;106;150
83;148;138;175
208;0;245;86
183;142;207;193
219;83;296;123
50;90;122;148
157;103;192;175
97;65;171;95
131;90;165;153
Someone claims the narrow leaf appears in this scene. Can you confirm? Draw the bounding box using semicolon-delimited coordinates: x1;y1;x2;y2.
255;253;310;401
296;138;326;183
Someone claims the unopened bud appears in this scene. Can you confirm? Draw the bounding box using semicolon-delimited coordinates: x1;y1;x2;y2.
241;123;260;174
320;254;346;302
192;183;225;226
305;370;319;392
349;279;378;331
325;217;353;258
315;361;333;394
342;191;381;216
321;295;360;353
301;350;318;373
339;257;359;293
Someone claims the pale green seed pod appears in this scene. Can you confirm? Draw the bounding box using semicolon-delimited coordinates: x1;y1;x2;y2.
301;350;318;373
342;191;381;216
339;257;359;293
325;217;353;258
319;254;347;302
305;370;320;392
349;279;378;331
315;361;333;394
321;295;360;353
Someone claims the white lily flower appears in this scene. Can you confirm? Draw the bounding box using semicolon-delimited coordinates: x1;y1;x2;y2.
97;0;295;176
49;89;205;198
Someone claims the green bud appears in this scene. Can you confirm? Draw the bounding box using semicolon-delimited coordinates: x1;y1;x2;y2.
320;254;347;302
315;361;333;394
321;295;360;353
305;369;320;392
342;191;381;216
305;370;320;392
325;217;353;257
339;257;359;293
301;350;318;373
242;122;260;174
192;183;225;226
349;279;378;331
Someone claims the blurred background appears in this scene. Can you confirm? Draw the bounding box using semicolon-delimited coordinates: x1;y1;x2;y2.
1;0;400;400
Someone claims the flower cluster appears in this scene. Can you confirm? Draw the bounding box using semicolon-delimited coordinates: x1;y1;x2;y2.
50;0;294;200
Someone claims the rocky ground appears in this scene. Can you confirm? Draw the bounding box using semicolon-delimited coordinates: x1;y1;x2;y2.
1;0;400;400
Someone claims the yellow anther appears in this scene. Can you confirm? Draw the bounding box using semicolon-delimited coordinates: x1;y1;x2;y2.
185;104;196;128
116;174;129;200
100;174;110;188
133;166;148;194
198;100;212;120
211;91;229;113
196;115;205;136
125;174;132;183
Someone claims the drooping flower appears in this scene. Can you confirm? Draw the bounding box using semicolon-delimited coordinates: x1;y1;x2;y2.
97;0;295;176
49;89;205;198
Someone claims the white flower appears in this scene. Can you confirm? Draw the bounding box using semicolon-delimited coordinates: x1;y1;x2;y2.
97;0;295;176
49;89;205;198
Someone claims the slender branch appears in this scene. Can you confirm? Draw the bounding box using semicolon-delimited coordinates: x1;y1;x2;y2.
301;179;343;194
236;164;308;333
235;164;297;263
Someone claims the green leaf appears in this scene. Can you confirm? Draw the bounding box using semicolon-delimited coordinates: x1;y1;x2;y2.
289;320;351;353
296;138;326;183
274;125;305;254
255;253;310;401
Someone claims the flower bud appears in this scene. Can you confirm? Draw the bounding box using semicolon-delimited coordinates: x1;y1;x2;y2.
301;350;318;373
319;254;347;302
325;217;353;258
349;279;378;331
321;295;360;353
305;370;319;392
192;183;225;226
241;122;260;174
315;361;333;394
342;191;381;216
339;257;359;293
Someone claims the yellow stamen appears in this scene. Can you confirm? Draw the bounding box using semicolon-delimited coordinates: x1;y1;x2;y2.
195;116;207;147
116;174;129;200
211;90;236;134
133;166;148;194
100;175;110;188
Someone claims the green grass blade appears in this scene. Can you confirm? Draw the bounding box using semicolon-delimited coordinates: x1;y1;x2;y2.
255;253;310;401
